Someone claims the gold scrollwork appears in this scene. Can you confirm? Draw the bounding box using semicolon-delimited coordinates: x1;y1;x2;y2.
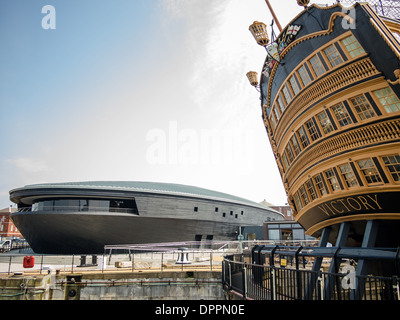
387;69;400;85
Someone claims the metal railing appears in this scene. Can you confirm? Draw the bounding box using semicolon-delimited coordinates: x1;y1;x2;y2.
0;250;223;275
222;246;400;300
0;240;318;276
0;241;30;253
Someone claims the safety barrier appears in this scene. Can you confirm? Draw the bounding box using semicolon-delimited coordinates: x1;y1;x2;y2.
222;247;400;300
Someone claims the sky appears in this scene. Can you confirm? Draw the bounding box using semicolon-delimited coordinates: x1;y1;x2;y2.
0;0;337;209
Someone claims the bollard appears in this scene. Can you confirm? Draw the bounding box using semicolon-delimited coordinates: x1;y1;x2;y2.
176;247;191;264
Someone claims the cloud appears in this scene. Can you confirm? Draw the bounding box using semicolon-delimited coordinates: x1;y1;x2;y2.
159;1;268;122
6;157;52;174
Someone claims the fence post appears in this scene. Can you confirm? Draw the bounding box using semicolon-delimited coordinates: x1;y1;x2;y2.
270;268;276;300
318;273;324;300
296;268;303;300
40;256;44;274
7;256;12;275
393;276;400;300
242;266;247;300
222;260;225;285
229;261;232;288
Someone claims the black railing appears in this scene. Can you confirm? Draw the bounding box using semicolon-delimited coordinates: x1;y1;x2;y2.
223;249;400;300
0;240;30;253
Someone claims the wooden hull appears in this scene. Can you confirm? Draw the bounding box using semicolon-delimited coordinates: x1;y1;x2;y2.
257;3;400;246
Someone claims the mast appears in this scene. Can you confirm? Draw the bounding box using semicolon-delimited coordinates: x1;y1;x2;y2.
265;0;282;32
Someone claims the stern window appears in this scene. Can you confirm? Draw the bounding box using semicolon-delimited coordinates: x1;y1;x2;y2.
341;35;365;58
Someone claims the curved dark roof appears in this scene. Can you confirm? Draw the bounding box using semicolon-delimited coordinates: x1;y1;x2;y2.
10;181;277;211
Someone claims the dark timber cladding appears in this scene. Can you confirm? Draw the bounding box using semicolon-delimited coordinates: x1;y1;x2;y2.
9;181;283;254
259;2;400;246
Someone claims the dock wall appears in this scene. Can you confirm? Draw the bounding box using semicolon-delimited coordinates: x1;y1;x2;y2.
0;270;224;300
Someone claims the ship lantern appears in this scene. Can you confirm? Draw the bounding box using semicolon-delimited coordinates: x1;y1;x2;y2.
246;71;259;87
249;21;269;47
297;0;310;8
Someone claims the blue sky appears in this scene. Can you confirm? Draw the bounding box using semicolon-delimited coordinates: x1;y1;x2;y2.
0;0;334;209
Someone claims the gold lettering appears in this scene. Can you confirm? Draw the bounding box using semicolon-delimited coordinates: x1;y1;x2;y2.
318;205;331;217
357;196;375;210
346;197;362;211
330;201;344;214
337;199;350;212
367;194;382;210
325;203;337;215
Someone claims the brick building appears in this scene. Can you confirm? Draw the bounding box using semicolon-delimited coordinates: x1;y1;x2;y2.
259;200;294;221
0;207;22;239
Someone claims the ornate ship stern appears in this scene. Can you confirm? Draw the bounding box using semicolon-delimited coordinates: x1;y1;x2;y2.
249;1;400;249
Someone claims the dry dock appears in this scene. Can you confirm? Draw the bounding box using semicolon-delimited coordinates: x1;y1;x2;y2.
0;251;224;300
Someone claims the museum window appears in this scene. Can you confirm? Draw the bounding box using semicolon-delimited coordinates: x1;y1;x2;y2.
194;207;198;212
324;169;341;191
382;154;400;182
305;119;320;142
324;44;344;67
309;55;326;77
298;64;312;86
268;229;280;240
357;159;383;185
31;198;139;215
331;102;353;127
338;163;359;188
313;174;327;196
341;35;365;58
373;87;400;113
316;110;335;135
350;94;376;120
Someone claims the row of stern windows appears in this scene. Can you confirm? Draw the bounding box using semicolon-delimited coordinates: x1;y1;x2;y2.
281;85;400;171
293;153;400;213
268;33;367;131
